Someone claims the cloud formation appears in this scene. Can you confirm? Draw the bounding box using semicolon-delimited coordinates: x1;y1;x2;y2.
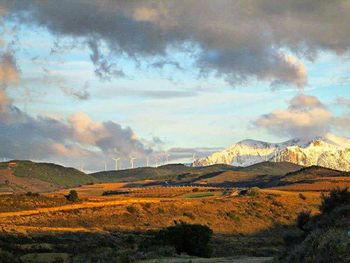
4;0;350;87
60;82;90;101
255;95;333;139
0;96;154;171
336;97;350;108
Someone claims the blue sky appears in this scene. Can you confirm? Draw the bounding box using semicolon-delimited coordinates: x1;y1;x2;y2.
0;1;350;170
11;27;349;148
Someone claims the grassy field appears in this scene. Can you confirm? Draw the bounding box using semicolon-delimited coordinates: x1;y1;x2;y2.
0;163;346;262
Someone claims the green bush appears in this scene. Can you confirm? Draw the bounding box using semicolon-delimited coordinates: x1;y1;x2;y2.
65;190;79;202
296;211;311;232
126;205;137;214
320;187;350;214
156;222;213;257
278;187;350;262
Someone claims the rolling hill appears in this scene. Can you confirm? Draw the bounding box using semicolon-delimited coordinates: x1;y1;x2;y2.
90;163;234;183
0;160;96;193
91;161;304;188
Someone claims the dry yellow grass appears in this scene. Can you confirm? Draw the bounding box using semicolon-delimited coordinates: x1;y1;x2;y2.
0;186;321;235
272;177;350;191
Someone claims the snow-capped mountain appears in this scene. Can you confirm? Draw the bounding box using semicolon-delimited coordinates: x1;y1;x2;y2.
193;134;350;171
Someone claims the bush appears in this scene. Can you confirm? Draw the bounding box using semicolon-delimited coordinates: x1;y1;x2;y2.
298;193;306;200
65;190;79;202
156;222;213;257
126;205;137;214
246;187;260;197
320;187;350;214
183;212;195;219
296;211;311;232
25;192;40;197
278;187;350;262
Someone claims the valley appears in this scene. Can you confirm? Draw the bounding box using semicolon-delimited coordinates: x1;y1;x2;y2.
0;159;349;262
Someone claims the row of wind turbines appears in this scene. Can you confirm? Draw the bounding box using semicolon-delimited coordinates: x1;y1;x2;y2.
100;153;197;171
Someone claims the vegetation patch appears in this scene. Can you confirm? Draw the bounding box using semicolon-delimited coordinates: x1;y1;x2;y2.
183;192;215;198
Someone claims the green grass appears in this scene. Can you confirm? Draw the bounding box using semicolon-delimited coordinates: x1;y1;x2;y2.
90;164;233;183
183;192;216;198
7;160;96;187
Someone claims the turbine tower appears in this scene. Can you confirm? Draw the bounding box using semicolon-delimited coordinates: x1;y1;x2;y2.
80;162;85;173
112;158;121;170
104;160;107;171
165;153;170;164
146;156;150;167
130;157;136;169
192;153;196;162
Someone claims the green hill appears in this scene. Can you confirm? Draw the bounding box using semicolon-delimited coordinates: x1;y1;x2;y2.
90;162;304;185
90;163;234;183
0;160;96;190
236;161;303;176
280;165;350;183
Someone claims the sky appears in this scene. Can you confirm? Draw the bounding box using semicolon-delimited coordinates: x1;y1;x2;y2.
0;0;350;171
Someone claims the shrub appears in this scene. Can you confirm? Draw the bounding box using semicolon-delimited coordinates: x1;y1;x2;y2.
156;222;213;257
0;250;19;263
126;205;137;214
25;192;40;197
320;187;350;214
296;211;311;232
226;211;240;223
246;187;260;196
183;212;195;220
298;193;306;200
142;203;151;210
65;190;79;202
192;188;199;192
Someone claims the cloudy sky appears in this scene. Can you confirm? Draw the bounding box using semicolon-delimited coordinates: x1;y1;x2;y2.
0;0;349;171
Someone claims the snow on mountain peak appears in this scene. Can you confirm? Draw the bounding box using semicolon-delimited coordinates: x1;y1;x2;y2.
193;133;350;171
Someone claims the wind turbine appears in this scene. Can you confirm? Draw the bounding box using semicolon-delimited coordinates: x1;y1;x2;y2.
155;156;160;167
146;156;150;167
130;157;136;169
104;160;107;171
80;162;85;173
165;153;170;164
112;157;121;170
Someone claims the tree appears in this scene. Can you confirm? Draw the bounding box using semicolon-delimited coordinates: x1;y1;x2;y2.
66;190;79;202
156;222;213;257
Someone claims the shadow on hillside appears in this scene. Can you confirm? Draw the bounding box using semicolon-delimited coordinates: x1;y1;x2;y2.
0;222;293;262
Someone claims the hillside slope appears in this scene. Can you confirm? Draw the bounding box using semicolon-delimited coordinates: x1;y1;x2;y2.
90;163;234;183
0;160;96;193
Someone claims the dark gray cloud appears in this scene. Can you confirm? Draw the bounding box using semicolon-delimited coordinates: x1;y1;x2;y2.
87;39;125;80
0;98;153;170
4;0;350;87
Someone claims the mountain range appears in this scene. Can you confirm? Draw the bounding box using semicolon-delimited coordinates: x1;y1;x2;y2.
193;133;350;171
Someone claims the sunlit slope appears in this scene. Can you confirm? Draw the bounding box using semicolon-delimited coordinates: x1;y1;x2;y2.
90;164;234;182
0;160;96;193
